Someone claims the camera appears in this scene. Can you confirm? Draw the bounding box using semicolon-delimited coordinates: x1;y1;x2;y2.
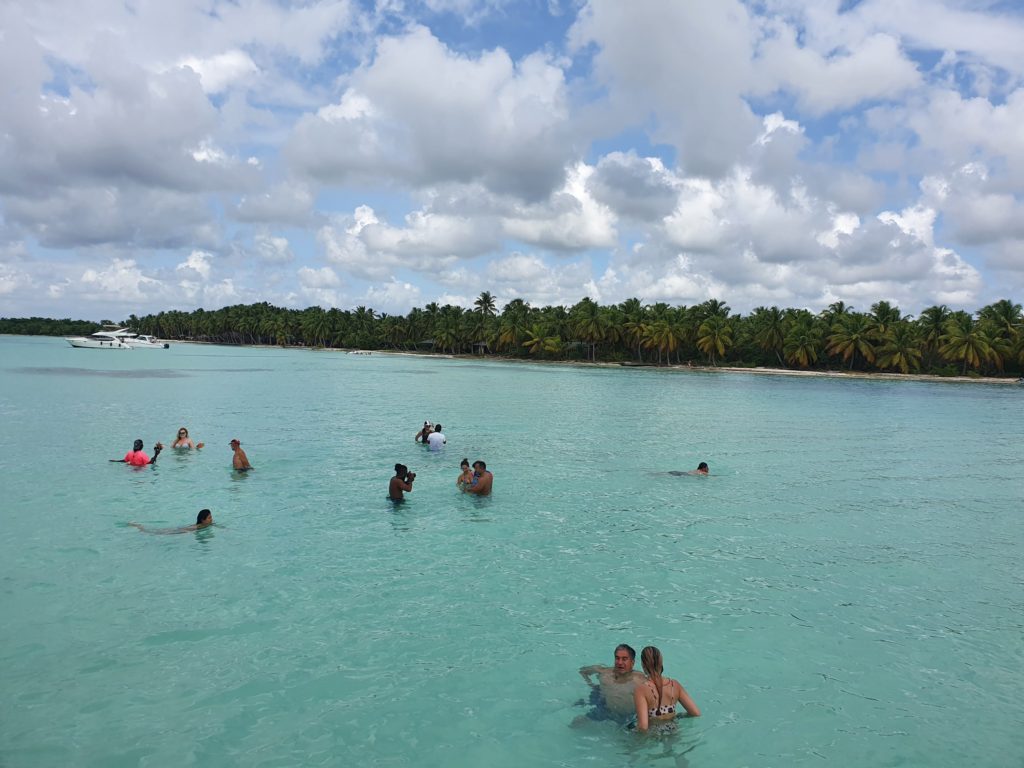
406;471;416;481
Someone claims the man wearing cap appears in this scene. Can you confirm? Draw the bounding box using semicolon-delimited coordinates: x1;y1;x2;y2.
229;439;252;470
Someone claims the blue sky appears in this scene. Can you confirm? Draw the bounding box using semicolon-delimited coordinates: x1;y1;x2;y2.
1;0;1022;321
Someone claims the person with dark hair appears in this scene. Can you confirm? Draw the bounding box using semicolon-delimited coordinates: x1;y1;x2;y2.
426;423;446;451
576;644;646;722
128;509;214;534
462;460;492;496
229;439;252;470
414;422;433;443
632;646;700;732
456;458;473;489
668;462;709;477
389;463;416;501
112;439;163;466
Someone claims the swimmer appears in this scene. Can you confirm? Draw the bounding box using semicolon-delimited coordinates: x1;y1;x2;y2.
129;509;214;534
667;462;709;477
112;439;163;466
576;644;646;723
229;439;252;470
415;421;433;443
456;458;474;489
632;646;700;732
389;463;416;501
462;460;493;496
171;427;203;449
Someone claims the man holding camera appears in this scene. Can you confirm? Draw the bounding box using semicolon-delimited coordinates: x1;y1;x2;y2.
389;463;416;501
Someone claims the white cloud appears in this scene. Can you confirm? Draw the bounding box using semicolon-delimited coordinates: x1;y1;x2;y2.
287;26;574;199
176;250;213;279
179;50;259;94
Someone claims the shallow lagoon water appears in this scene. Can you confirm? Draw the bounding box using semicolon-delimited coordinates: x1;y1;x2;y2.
1;335;1022;767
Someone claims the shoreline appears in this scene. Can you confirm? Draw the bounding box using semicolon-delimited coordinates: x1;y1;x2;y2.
164;338;1022;386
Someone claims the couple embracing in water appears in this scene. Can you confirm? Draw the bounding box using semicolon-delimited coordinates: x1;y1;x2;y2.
577;644;700;731
457;459;492;496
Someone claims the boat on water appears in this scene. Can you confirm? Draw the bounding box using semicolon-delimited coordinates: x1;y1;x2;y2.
124;334;170;349
66;328;169;349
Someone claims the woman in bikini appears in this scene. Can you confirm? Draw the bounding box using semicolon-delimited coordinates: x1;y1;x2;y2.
632;645;700;731
171;426;204;449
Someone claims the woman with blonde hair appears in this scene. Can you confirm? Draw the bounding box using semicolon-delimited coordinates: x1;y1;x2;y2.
632;646;700;731
171;426;203;450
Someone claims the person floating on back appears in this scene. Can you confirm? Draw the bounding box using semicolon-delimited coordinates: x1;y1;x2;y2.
389;463;416;501
462;460;493;495
129;509;214;534
230;439;252;470
112;439;163;466
427;423;446;451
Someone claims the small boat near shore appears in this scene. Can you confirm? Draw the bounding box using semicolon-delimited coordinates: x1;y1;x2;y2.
66;328;169;349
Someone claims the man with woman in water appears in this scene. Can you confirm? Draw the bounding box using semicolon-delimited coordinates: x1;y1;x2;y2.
578;644;699;730
459;459;492;495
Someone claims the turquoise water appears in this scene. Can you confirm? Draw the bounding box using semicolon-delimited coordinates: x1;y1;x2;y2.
1;335;1022;767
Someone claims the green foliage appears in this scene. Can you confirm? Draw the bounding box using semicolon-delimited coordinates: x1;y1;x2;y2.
5;295;1022;378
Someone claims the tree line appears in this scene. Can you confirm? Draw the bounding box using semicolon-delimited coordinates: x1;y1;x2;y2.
4;295;1023;377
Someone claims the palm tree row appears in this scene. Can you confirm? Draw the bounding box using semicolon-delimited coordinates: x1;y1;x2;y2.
6;296;1023;377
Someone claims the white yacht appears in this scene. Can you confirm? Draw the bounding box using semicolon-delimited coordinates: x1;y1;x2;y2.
66;328;169;349
65;329;133;349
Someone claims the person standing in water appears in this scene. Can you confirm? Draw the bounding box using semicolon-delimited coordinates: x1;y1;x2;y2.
113;439;163;466
172;427;203;449
230;439;252;470
462;461;493;495
427;424;446;451
456;458;474;489
577;644;646;722
389;464;416;501
632;646;700;732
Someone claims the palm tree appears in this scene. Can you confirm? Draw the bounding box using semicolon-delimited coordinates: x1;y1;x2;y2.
570;297;608;361
522;325;562;358
827;314;877;370
695;316;733;366
876;322;922;374
474;291;497;318
751;306;786;366
642;320;681;365
939;315;995;374
783;320;824;368
916;304;951;370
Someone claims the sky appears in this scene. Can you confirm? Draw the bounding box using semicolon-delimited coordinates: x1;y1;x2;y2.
1;0;1023;322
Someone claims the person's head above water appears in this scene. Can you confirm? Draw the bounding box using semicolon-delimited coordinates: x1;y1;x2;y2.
178;427;189;438
394;463;408;476
460;458;470;469
434;424;443;432
132;439;144;452
473;460;487;471
614;644;637;672
640;646;664;678
697;462;709;473
196;509;213;526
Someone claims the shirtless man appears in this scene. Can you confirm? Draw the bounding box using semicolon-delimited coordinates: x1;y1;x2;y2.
462;460;493;496
389;463;416;501
230;439;252;470
577;644;646;721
